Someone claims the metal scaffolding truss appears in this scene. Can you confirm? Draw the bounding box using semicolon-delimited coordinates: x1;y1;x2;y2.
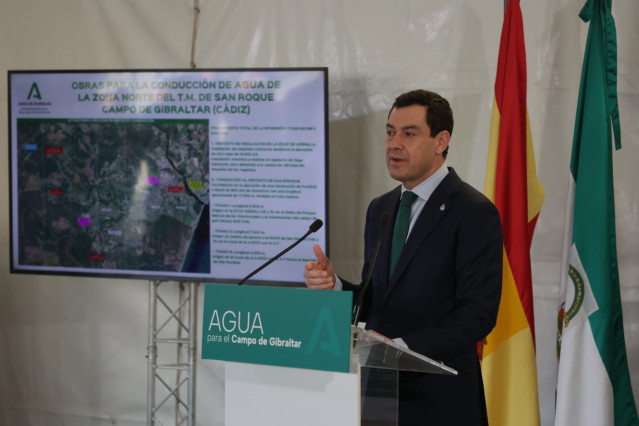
146;281;199;426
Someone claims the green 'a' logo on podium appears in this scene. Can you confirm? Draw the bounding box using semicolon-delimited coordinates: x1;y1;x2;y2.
306;305;342;357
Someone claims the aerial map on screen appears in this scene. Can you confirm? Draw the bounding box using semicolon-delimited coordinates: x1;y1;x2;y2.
17;119;210;273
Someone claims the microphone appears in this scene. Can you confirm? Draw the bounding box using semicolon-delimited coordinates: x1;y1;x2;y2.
352;212;390;325
237;219;324;285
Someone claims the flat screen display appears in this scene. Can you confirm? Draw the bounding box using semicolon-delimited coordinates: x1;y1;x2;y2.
8;68;328;284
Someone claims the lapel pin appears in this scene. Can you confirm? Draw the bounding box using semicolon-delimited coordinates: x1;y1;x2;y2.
440;203;446;211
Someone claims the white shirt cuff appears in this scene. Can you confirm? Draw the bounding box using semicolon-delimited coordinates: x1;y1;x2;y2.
333;275;343;291
393;338;409;349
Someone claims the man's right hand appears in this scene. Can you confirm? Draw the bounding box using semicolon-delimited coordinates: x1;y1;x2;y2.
303;244;336;290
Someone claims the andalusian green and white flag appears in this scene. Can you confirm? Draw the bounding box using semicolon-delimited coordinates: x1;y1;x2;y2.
555;0;639;425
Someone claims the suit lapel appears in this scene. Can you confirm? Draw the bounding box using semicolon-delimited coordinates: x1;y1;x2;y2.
385;170;461;298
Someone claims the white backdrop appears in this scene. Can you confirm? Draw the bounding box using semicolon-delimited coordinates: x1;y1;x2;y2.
1;1;638;425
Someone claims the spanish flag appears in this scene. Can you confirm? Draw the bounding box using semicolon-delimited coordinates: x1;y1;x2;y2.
481;1;544;425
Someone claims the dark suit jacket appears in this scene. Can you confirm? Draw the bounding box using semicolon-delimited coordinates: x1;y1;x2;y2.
344;168;503;426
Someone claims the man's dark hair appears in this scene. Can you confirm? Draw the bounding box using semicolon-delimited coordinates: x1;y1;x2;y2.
389;89;454;141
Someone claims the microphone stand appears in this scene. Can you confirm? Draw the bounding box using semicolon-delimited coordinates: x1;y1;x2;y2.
237;219;323;285
352;212;390;325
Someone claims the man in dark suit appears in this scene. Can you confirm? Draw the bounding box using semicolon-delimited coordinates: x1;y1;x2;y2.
304;89;503;425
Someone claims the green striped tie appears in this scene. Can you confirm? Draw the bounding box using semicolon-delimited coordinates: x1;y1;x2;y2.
389;191;417;279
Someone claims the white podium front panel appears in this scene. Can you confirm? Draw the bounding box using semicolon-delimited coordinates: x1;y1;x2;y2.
225;362;359;426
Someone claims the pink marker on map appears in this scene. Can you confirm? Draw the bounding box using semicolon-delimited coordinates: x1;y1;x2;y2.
147;176;159;185
77;217;91;227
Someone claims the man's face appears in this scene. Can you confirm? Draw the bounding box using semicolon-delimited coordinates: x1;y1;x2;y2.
385;104;449;189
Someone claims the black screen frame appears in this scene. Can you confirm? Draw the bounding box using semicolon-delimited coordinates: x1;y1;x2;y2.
8;67;329;285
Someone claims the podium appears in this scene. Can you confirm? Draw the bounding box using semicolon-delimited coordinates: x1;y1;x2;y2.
351;325;457;374
225;325;456;426
201;284;457;425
